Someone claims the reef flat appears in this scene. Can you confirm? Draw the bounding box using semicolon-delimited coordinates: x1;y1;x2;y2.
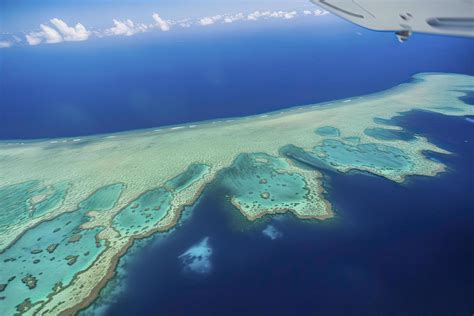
0;73;472;315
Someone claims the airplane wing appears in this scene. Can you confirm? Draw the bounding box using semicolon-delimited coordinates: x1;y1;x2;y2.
311;0;474;41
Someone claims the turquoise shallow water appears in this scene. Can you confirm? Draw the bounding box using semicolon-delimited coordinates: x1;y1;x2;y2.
0;181;69;235
313;140;413;171
0;184;123;315
219;153;310;214
364;127;415;141
112;164;211;237
112;188;173;237
281;138;413;175
165;164;210;193
315;126;341;137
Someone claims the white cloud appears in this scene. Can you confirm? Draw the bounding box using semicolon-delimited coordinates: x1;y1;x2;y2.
271;11;284;18
247;11;273;21
172;18;192;28
152;13;170;31
16;8;330;47
223;13;244;23
284;11;297;19
40;24;63;43
313;10;329;16
197;15;225;26
25;24;62;46
247;13;258;21
50;18;90;41
199;17;214;26
0;40;12;48
26;32;43;45
106;19;147;36
25;18;90;45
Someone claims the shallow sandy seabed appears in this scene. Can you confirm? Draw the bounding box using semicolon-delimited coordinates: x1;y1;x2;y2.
0;73;472;315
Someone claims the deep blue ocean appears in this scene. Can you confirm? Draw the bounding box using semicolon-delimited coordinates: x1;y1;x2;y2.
99;111;473;316
1;18;473;139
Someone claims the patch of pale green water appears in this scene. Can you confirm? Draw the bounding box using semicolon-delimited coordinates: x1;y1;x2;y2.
364;127;415;141
315;126;341;137
164;163;210;193
0;181;69;235
31;182;70;218
219;153;311;218
0;181;39;230
373;117;396;126
79;183;125;212
342;136;361;144
0;184;123;315
112;164;210;238
112;188;173;237
313;139;413;172
433;106;465;112
281;144;338;173
282;139;414;177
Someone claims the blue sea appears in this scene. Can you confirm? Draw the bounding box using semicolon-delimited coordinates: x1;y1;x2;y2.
1;17;473;139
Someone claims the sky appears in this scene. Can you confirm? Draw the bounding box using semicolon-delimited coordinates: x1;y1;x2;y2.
0;0;328;48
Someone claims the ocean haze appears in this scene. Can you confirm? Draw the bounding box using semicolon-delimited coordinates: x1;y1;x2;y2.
1;17;473;140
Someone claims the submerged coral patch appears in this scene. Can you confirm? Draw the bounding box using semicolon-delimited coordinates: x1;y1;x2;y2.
262;224;283;240
342;136;360;144
179;237;213;274
165;163;210;193
281;144;337;173
0;181;40;231
79;183;124;212
283;140;417;182
0;181;69;235
373;117;395;126
220;153;330;220
313;139;413;174
364;127;415;141
315;126;341;137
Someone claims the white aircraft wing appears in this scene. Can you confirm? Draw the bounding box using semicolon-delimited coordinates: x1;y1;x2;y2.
311;0;474;41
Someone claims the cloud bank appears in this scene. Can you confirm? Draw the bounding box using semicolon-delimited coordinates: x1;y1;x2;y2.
105;19;148;36
50;18;90;41
25;19;90;45
0;41;13;48
199;17;215;26
152;13;171;31
3;9;329;48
